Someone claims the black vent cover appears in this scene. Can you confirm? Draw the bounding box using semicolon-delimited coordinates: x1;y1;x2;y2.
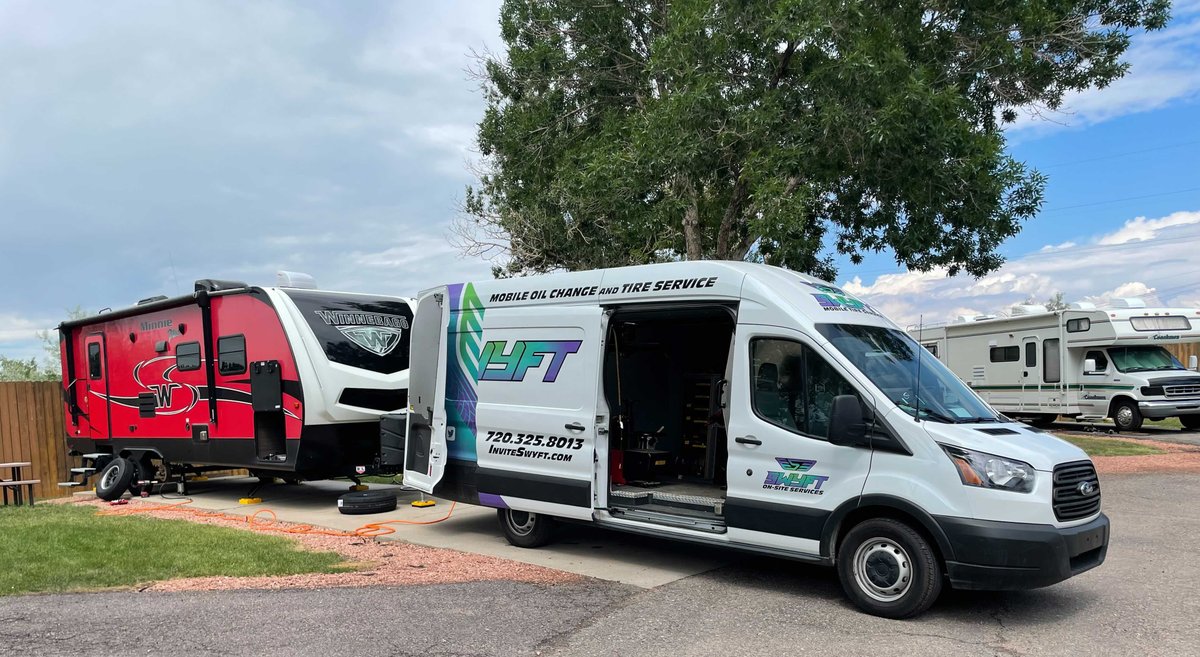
975;427;1019;435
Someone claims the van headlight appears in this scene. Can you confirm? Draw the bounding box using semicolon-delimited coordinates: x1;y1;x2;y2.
940;445;1035;493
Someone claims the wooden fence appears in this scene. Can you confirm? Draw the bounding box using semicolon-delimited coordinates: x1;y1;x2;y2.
1168;343;1200;368
0;381;71;500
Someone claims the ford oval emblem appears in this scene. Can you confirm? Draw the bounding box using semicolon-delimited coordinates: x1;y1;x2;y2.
1077;480;1097;496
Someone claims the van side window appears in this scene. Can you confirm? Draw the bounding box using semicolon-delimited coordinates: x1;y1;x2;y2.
990;346;1019;362
1024;342;1037;368
1085;350;1108;372
87;343;102;379
218;335;247;375
176;342;201;371
1044;339;1061;383
751;339;860;440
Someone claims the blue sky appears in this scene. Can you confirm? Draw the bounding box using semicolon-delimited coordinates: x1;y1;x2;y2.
2;0;1199;361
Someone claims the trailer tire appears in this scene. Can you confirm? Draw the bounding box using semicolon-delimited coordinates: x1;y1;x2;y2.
128;458;156;497
95;458;134;501
1180;415;1200;431
337;490;397;515
497;508;556;548
1111;399;1143;432
837;518;942;619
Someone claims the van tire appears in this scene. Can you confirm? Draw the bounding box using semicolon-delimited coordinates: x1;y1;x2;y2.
1180;415;1200;431
837;518;942;619
95;458;134;501
1111;399;1143;432
497;508;556;548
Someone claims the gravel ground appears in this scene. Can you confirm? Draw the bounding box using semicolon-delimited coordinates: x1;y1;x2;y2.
52;497;579;592
1087;438;1200;474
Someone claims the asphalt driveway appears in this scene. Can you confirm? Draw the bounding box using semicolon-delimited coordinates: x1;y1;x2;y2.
2;473;1196;657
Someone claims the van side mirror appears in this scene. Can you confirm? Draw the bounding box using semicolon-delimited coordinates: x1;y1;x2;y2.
1190;355;1198;371
1084;358;1098;374
828;395;868;447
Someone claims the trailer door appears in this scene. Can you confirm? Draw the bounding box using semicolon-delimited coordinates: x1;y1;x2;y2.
83;333;111;439
405;288;451;493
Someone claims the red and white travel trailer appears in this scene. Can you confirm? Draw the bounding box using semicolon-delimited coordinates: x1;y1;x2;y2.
58;275;414;499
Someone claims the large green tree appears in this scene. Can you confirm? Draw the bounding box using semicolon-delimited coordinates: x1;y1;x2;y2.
461;0;1170;279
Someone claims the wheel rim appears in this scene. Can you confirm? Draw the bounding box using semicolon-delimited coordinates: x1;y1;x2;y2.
852;538;913;603
99;461;122;491
506;510;537;536
1115;406;1133;428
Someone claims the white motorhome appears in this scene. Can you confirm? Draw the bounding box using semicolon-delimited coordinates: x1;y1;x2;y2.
403;262;1108;618
910;301;1200;432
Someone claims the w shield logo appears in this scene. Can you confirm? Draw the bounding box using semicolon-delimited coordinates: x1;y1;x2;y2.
338;326;403;357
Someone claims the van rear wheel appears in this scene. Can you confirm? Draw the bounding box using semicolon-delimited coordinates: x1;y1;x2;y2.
837;518;942;619
497;508;556;548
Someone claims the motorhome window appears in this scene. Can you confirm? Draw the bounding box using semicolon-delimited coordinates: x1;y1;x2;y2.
175;342;201;371
749;339;859;439
1130;316;1191;331
1108;346;1185;373
1024;342;1037;367
989;346;1019;363
87;343;102;379
1043;339;1061;383
1085;350;1108;372
1066;318;1090;332
816;323;999;423
921;343;938;357
217;335;247;375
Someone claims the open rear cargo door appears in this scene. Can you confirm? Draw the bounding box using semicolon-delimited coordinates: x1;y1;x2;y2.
405;287;450;493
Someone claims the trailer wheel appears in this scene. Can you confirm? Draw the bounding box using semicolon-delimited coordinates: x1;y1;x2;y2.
1180;415;1200;431
337;490;397;515
128;458;156;496
95;458;134;501
1111;399;1143;432
837;518;942;619
497;508;556;548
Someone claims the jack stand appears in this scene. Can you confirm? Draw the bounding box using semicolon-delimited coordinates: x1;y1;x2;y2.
411;493;436;508
349;475;368;492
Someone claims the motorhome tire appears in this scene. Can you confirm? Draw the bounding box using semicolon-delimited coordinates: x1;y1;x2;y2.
1111;400;1143;432
837;518;942;619
95;458;134;501
1029;414;1057;429
497;508;556;548
337;490;397;515
1180;415;1200;431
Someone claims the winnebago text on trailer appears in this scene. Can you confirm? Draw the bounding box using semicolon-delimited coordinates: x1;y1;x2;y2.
58;273;414;500
909;300;1200;432
403;262;1109;618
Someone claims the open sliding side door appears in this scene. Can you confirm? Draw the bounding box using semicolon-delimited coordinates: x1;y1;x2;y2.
405;287;450;493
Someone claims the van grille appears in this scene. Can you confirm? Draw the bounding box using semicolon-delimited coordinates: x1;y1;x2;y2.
1165;384;1200;398
1053;461;1101;522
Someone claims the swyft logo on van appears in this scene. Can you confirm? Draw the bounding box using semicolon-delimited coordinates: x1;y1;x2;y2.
479;340;582;382
804;282;881;317
763;457;830;495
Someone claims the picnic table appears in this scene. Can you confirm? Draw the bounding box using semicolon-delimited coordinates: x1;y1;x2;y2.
0;461;39;507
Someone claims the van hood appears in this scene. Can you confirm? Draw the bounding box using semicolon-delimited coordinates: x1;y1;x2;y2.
1142;372;1200;385
920;421;1089;472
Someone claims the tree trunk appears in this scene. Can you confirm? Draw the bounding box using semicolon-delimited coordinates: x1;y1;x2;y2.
716;177;747;259
682;178;702;261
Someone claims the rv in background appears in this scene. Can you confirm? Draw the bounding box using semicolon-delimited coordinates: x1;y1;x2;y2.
403;262;1108;618
58;272;414;500
910;299;1200;431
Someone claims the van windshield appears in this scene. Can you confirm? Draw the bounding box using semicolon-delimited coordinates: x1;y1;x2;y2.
1108;346;1185;373
816;323;1000;423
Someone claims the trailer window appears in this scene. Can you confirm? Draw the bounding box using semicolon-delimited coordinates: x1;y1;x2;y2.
989;346;1019;363
1066;318;1090;332
87;343;102;379
217;335;247;375
1044;339;1061;383
176;342;201;371
921;343;938;357
1024;342;1037;367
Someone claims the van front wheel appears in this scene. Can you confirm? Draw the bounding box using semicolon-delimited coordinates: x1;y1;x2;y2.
497;508;556;548
1112;400;1143;432
837;518;942;619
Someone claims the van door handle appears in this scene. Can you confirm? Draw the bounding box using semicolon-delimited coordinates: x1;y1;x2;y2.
564;422;586;432
735;436;762;446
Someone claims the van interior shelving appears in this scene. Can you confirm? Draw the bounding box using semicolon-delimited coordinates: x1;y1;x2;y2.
604;304;734;524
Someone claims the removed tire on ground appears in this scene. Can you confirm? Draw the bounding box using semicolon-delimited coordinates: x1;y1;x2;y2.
95;457;134;501
337;490;397;515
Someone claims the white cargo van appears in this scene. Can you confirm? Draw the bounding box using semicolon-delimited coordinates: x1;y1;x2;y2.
910;301;1200;432
403;262;1108;618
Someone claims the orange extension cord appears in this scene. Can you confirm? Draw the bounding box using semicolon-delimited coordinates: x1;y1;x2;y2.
93;498;457;539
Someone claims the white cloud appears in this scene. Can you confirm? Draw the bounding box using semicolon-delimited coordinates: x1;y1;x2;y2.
842;207;1200;327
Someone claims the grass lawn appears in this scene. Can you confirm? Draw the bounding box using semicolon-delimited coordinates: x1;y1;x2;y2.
1058;434;1167;457
0;504;348;596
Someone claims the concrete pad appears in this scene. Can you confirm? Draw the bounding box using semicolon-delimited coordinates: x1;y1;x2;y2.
163;476;735;588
